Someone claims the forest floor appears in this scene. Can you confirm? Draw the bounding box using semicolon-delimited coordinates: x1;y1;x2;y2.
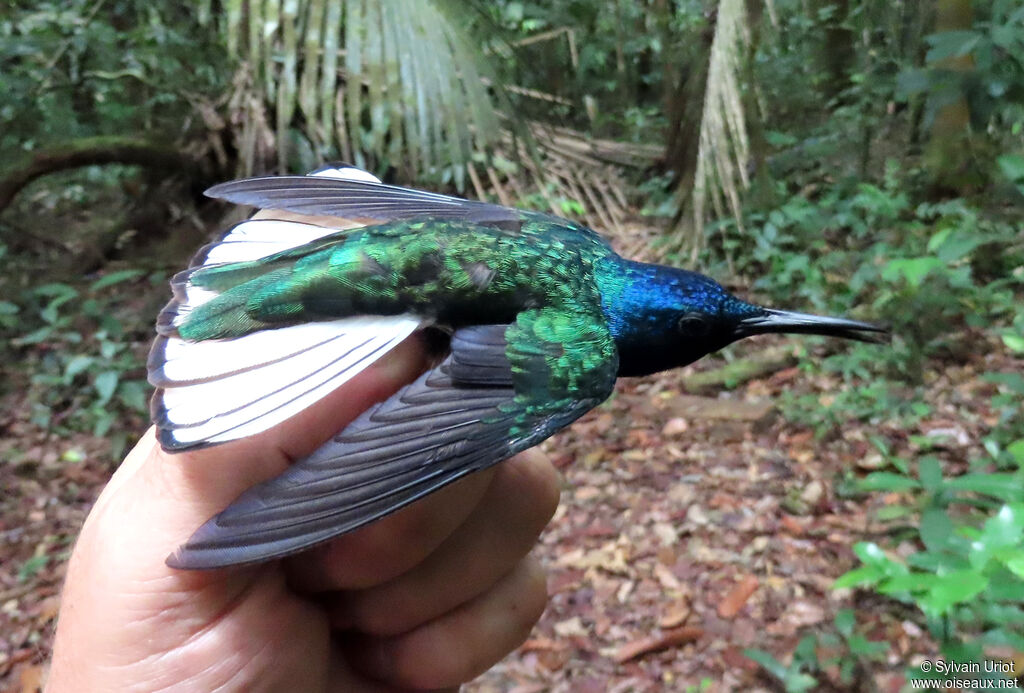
472;335;1012;693
2;334;1006;692
0;218;1009;692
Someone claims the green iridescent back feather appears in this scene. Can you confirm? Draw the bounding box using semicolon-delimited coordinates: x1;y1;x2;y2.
178;216;615;341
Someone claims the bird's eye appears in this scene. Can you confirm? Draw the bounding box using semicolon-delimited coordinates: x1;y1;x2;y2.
677;313;710;336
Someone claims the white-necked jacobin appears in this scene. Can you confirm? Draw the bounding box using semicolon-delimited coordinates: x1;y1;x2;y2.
148;165;887;569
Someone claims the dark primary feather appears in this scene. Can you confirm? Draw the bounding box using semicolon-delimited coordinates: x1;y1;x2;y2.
205;175;521;225
168;318;617;569
449;325;514;385
168;361;509;568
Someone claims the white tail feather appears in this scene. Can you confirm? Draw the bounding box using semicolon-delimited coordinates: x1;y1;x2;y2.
153;165;411;450
153;315;422;449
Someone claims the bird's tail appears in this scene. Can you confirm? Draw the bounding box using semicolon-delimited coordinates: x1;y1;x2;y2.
148;166;422;452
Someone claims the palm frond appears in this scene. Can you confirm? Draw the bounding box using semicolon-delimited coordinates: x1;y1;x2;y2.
222;0;502;185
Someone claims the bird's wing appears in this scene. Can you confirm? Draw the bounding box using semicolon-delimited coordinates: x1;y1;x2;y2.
205;175;520;225
167;310;618;569
150;315;422;451
203;174;606;236
190;166;387;269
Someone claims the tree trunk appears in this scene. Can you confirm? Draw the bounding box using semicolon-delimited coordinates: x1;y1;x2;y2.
818;0;855;100
663;13;715;211
924;0;988;193
744;0;773;209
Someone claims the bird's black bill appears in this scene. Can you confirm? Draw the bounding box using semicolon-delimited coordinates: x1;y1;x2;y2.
737;309;889;344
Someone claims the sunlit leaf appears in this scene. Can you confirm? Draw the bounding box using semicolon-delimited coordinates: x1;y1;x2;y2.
1002;333;1024;354
923;571;987;616
94;371;119;405
89;269;143;291
920;508;954;552
925;30;982;63
970;504;1024;569
64;355;94;380
858;472;921;492
997;154;1024;183
948;474;1024;502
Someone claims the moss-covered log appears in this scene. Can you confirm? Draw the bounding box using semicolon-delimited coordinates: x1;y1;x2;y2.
0;136;204;212
680;345;797;392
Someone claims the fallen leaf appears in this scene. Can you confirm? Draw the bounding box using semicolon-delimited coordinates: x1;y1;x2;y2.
19;664;44;693
787;429;814;445
784;600;826;628
659;597;691;628
556;542;630;574
662;417;689;436
857;453;886;470
593;413;614;434
721;645;761;672
553;616;588;637
36;596;60;626
616;579;635;602
612;626;704;662
651;522;678;546
519;637;563;653
656;545;676;565
537;647;571;672
686;505;709;526
574;486;601;501
667;483;696;504
800;480;825;505
653;563;680;591
780;514;805;535
718;575;759;618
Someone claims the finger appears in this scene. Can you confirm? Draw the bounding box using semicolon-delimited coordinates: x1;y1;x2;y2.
262;334;431;462
326;652;459;693
330;449;559;634
78;336;428;579
344;555;548;690
285;466;498;591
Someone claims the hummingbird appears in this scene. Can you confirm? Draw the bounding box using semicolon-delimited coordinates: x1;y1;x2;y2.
150;165;887;569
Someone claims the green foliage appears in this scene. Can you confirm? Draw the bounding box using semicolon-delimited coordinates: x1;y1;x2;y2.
820;366;1024;684
836;498;1024;684
745;639;818;693
17;554;50;583
897;2;1024;132
1;1;225;155
477;0;693;138
721;158;1024;683
745;610;887;691
706;167;1023;436
1;269;160;458
697;43;1024;672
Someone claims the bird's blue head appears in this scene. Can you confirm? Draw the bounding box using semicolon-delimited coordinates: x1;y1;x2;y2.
597;260;886;377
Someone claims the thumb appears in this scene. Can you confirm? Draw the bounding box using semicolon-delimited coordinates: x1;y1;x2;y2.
80;335;428;575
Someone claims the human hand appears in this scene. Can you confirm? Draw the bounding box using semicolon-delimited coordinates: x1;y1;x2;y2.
47;337;559;692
